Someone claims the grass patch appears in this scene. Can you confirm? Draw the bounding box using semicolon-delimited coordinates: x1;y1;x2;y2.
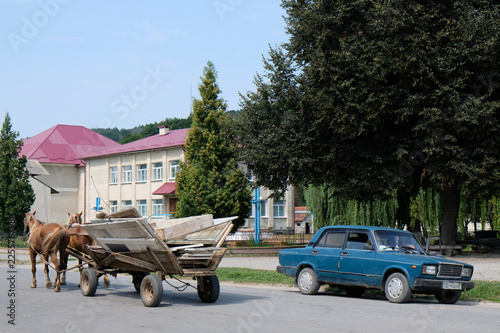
323;281;500;303
461;281;500;303
216;267;295;286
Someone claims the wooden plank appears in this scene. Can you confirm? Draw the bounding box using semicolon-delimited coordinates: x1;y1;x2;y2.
95;238;165;252
101;253;158;271
216;223;234;247
205;249;226;271
213;216;238;225
153;214;214;241
166;220;234;246
181;269;217;277
83;218;171;253
107;207;142;218
170;244;204;252
84;220;151;240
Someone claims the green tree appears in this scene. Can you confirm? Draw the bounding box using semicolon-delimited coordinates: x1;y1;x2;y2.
175;62;251;229
0;114;35;235
239;1;500;245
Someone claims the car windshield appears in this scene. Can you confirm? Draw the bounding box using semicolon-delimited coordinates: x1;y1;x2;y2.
374;230;425;254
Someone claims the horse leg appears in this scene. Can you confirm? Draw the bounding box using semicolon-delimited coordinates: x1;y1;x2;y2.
76;258;83;288
43;255;52;289
29;249;37;288
103;274;110;288
61;252;68;285
49;251;61;292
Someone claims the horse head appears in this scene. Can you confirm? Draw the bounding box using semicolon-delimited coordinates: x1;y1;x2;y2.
24;211;36;234
67;212;83;226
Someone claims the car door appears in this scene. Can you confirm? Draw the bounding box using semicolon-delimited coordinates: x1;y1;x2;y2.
337;230;379;288
311;230;346;283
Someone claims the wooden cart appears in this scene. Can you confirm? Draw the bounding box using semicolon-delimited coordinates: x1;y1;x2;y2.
79;215;235;307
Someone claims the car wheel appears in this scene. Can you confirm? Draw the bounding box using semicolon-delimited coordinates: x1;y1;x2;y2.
345;286;365;297
385;272;411;303
297;267;320;295
436;290;461;304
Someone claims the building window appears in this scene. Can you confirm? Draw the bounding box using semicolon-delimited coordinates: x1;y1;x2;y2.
137;199;147;217
170;160;180;179
122;165;132;183
110;200;118;213
153;162;163;181
273;200;286;217
137;164;147;182
260;201;267;217
153;199;163;216
122;200;132;209
250;199;267;217
110;167;118;184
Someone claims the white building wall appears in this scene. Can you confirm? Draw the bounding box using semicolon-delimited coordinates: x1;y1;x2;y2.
35;163;80;225
83;148;184;223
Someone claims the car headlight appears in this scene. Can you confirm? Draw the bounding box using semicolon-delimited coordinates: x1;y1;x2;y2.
422;265;437;275
461;267;473;278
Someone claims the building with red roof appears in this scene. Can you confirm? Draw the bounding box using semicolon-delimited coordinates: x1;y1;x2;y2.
22;124;296;232
21;125;121;223
82;127;188;221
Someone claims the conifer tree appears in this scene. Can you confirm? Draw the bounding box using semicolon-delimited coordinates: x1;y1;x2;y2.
175;62;251;229
0;113;35;234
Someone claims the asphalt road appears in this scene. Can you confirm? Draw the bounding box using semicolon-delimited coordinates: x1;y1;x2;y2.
1;265;499;333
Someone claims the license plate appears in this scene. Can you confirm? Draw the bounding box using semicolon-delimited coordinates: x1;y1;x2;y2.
443;282;462;290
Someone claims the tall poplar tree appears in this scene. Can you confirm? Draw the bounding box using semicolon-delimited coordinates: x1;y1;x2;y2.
175;62;251;229
0;113;35;235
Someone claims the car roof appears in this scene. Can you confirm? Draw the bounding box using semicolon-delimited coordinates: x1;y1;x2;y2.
318;225;410;233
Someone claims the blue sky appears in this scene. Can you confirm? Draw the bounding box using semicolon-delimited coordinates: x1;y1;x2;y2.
0;0;288;139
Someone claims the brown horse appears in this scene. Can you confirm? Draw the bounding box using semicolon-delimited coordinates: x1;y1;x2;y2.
64;212;109;287
24;212;70;292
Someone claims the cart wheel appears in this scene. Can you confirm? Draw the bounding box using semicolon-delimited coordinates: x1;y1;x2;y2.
132;272;149;293
197;275;220;303
80;268;98;297
140;275;163;307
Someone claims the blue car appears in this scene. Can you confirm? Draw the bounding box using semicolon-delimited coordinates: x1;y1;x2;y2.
277;226;474;304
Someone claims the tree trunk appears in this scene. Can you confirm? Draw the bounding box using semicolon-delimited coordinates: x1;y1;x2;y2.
441;182;461;245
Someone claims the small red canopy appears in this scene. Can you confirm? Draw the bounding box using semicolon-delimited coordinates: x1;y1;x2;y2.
153;182;176;195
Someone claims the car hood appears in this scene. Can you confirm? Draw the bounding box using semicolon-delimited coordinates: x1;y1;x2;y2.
386;252;473;267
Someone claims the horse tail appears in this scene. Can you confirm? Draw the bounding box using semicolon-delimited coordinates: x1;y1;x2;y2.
42;228;70;258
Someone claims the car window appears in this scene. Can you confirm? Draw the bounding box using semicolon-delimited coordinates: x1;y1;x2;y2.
346;232;372;250
315;231;345;248
374;230;424;253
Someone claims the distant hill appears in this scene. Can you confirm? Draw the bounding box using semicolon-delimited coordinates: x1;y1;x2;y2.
92;116;193;144
93;111;240;144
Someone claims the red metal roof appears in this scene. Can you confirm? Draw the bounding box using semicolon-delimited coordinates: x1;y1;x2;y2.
83;128;188;158
153;182;176;195
21;125;121;165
